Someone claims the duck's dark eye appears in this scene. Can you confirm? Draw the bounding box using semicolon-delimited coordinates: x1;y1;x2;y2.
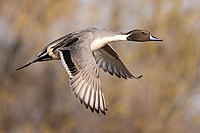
142;32;145;34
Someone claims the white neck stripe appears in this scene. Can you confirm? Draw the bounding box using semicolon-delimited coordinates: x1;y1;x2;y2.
91;34;129;51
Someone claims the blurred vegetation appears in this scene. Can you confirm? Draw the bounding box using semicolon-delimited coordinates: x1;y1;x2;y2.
1;0;200;133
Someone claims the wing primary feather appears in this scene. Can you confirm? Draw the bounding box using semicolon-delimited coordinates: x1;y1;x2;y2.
93;45;143;80
94;90;100;113
59;43;107;114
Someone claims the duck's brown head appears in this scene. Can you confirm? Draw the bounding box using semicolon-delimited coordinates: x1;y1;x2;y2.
125;29;163;42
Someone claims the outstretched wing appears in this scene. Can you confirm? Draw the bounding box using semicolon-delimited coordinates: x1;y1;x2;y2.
59;47;107;114
93;45;142;79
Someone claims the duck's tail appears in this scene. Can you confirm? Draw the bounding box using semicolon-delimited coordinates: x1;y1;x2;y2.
15;52;52;71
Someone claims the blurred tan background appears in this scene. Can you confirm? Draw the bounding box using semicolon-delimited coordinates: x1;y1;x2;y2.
1;0;200;133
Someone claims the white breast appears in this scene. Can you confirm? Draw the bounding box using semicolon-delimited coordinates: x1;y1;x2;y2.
90;34;128;51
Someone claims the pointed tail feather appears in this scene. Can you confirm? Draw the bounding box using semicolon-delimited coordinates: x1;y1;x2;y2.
15;53;51;71
15;60;37;71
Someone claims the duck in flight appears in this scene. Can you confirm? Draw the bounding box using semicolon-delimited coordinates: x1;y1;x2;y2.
16;28;163;115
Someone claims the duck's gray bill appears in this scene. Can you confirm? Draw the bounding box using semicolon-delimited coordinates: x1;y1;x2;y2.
149;35;163;41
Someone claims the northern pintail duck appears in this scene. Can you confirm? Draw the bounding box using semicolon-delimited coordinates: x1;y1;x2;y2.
16;28;162;114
